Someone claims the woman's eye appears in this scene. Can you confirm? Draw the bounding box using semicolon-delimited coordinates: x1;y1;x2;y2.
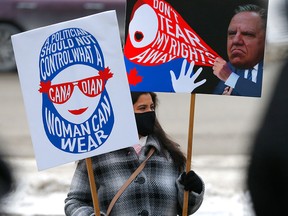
128;4;158;48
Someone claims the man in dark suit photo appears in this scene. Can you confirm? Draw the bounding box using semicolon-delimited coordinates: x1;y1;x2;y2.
212;4;267;97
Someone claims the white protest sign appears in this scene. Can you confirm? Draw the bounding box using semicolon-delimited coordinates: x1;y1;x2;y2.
12;11;139;170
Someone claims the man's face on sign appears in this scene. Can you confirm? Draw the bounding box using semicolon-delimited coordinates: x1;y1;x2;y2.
51;65;102;124
227;11;265;69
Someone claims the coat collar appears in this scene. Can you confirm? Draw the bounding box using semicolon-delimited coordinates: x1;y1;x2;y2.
144;135;170;158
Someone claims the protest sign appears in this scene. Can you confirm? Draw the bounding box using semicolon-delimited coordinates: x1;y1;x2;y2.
123;1;269;215
124;0;269;97
12;11;139;170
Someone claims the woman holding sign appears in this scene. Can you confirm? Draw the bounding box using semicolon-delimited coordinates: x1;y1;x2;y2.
65;92;204;216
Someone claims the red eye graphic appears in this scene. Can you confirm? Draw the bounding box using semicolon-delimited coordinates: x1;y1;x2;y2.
129;4;158;48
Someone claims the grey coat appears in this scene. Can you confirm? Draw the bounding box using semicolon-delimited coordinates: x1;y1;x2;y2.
64;135;204;216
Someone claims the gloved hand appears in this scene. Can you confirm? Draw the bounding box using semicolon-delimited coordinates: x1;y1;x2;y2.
180;170;203;194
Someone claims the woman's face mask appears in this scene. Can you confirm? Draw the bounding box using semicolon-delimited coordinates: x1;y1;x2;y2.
135;111;155;136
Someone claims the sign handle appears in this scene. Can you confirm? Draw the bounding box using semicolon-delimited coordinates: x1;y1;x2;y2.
182;93;196;216
86;157;101;216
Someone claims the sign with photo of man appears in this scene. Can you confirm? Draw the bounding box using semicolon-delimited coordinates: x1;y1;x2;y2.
124;0;269;97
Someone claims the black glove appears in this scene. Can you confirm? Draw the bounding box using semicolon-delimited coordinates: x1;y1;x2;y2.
180;170;203;194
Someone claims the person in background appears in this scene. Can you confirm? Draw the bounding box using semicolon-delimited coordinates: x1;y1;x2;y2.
64;92;205;216
247;0;288;214
247;61;288;215
213;4;267;97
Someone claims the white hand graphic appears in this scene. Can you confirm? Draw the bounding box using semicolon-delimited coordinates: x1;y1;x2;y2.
170;59;206;93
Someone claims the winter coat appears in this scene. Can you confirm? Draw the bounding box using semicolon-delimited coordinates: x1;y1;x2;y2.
64;135;204;216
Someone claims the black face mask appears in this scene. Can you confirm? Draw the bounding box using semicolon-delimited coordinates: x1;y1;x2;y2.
135;111;156;136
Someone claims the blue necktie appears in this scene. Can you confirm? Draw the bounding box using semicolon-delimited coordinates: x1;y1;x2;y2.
247;68;253;81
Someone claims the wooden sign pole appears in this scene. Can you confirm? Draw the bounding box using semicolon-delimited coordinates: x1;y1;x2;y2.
86;158;101;216
182;93;196;216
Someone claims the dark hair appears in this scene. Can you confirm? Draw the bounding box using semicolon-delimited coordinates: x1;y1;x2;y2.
131;92;186;170
234;4;267;30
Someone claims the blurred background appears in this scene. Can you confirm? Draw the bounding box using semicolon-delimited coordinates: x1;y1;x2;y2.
0;0;287;215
